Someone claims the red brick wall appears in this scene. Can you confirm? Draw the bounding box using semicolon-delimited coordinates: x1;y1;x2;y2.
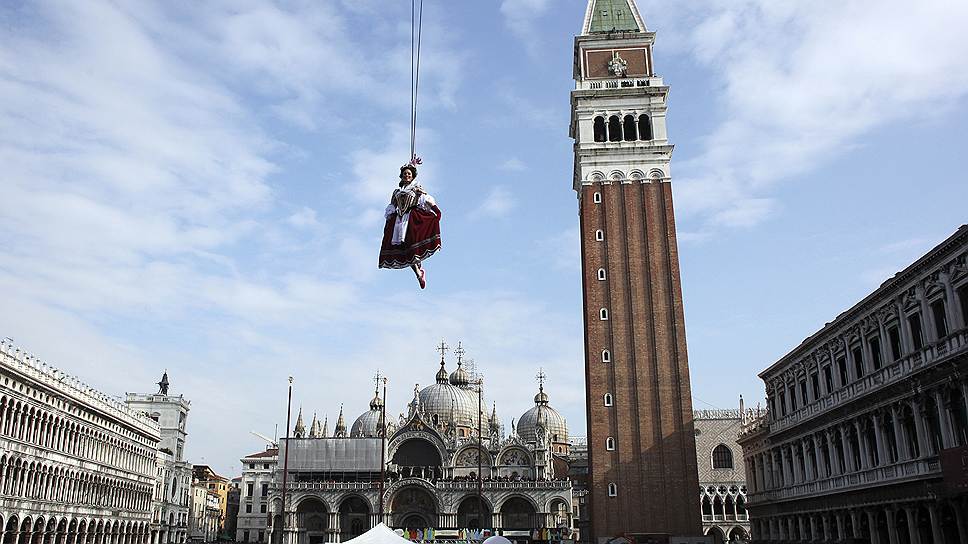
579;181;701;540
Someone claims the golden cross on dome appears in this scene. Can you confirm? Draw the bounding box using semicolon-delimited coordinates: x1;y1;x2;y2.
436;339;449;362
454;341;465;365
373;370;383;391
536;368;547;387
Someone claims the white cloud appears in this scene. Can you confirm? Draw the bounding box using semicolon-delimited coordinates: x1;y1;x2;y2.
644;0;968;230
287;207;320;229
499;158;527;172
471;186;517;219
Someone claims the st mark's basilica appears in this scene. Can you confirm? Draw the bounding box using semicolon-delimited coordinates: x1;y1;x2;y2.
267;353;575;544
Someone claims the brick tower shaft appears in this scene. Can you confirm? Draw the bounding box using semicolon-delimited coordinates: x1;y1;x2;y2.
570;1;701;541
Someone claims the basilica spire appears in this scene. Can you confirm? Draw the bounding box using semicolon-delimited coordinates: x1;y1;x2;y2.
322;415;329;437
333;404;347;438
293;407;305;438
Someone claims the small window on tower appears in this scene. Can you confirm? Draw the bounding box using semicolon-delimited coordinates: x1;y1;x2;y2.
606;437;615;450
601;349;611;363
608;116;622;142
600;308;609;320
607;483;617;497
593;192;602;203
593;117;607;142
638;115;653;140
604;393;613;407
597;268;606;281
623;115;637;141
595;230;604;241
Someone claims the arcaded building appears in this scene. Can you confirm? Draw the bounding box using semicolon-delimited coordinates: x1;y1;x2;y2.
739;225;968;543
695;408;750;543
0;339;160;544
267;356;574;544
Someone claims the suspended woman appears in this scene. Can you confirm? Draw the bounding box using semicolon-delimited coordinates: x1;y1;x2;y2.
377;163;441;289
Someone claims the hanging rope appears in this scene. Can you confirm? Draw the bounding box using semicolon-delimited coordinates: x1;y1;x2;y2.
409;0;425;164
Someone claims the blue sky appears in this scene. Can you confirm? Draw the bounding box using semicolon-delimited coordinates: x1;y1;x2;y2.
2;0;967;477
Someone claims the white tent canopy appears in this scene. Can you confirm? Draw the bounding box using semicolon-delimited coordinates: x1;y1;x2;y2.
341;524;414;544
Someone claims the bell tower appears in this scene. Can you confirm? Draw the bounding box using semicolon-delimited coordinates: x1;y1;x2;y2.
569;1;701;541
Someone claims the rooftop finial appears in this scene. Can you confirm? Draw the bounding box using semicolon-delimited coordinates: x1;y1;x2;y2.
454;341;465;366
436;339;449;364
536;368;546;391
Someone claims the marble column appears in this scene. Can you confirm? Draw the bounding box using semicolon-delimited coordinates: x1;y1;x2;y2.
867;510;882;544
873;412;888;466
855;420;871;470
911;398;931;457
904;507;921;544
891;404;910;461
927;504;943;544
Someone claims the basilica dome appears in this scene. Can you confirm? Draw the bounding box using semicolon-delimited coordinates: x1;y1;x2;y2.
351;389;384;437
419;360;490;431
516;383;568;448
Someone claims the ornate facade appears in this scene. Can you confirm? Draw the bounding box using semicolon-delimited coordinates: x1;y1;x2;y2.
0;339;160;544
694;408;750;543
569;0;700;541
738;225;968;543
267;355;574;544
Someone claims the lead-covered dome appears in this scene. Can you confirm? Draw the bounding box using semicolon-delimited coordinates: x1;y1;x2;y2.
517;383;568;447
419;361;478;428
351;388;384;437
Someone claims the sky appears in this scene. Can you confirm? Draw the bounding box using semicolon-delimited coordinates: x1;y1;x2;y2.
1;0;967;477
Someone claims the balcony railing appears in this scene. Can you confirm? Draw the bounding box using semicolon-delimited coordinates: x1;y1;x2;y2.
750;456;941;504
769;330;968;434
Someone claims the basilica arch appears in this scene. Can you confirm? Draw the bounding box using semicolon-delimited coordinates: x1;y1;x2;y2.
338;494;371;541
498;496;539;530
389;485;438;530
456;495;493;530
295;497;329;544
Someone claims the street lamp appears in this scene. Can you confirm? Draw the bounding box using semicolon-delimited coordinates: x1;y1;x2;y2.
279;377;293;544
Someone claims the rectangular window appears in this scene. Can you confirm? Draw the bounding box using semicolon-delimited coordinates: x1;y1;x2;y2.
931;299;948;338
769;396;776;418
247;483;253;497
778;391;787;416
852;346;865;379
888;326;902;360
837;356;848;386
258;532;264;543
909;313;924;350
958;284;968;325
243;531;249;542
811;373;820;399
261;483;268;496
245;504;252;514
823;366;833;393
264;464;270;469
789;388;797;411
869;337;882;370
800;381;808;404
260;504;267;513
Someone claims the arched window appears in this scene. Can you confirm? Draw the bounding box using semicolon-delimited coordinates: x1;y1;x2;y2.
605;437;615;450
638;114;653;140
607;483;617;497
623;115;637;141
712;444;734;469
601;349;611;362
595;229;604;241
593;192;602;203
608;116;622;142
603;394;613;407
600;308;608;321
593;116;606;142
597;268;606;281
